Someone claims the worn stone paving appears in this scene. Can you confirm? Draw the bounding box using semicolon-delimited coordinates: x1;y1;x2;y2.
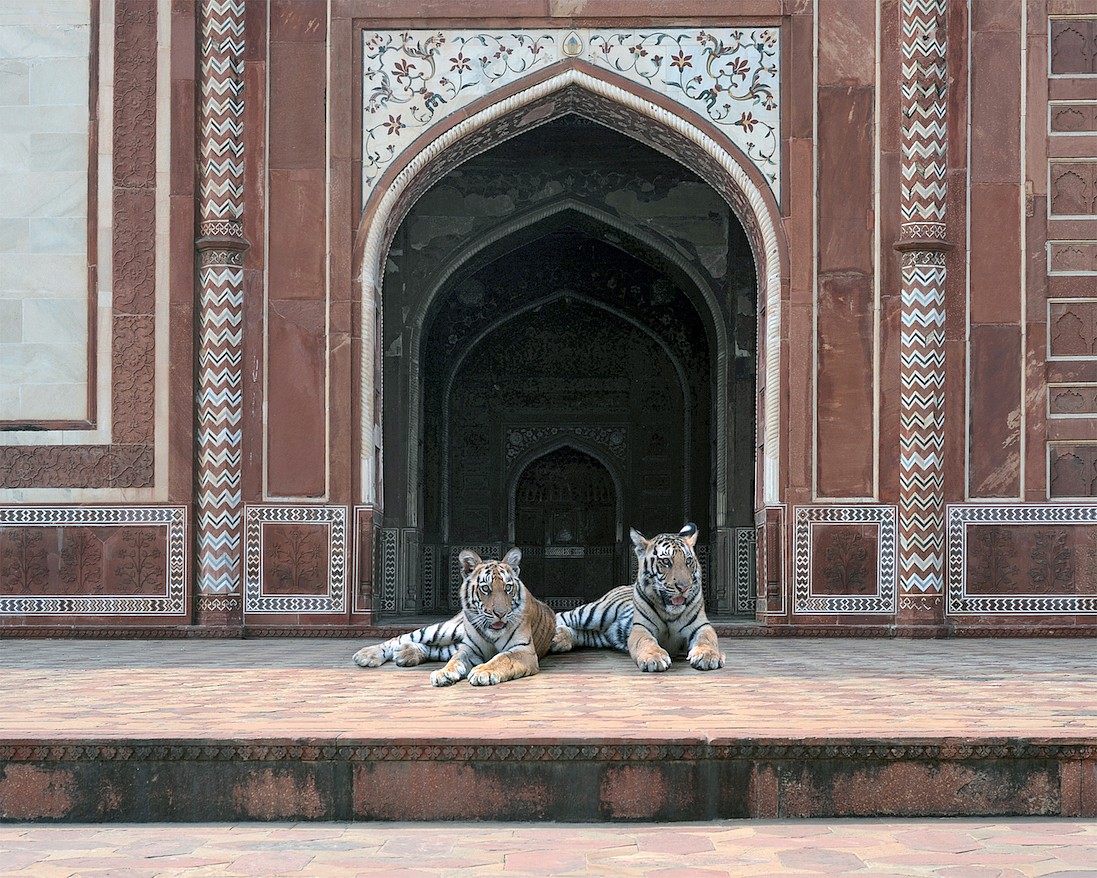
2;820;1097;876
0;638;1095;743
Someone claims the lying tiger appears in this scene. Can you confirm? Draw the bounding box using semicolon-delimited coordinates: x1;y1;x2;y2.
352;547;556;686
551;522;725;672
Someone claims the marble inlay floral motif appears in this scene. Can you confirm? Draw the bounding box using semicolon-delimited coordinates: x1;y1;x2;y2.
361;28;780;203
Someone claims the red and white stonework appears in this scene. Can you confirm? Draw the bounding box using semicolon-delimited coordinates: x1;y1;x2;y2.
1;1;1096;636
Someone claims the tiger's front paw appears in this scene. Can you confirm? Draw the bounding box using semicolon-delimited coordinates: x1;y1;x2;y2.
393;643;426;667
352;644;389;668
550;625;576;653
635;645;672;673
688;646;725;671
468;664;505;686
430;661;467;687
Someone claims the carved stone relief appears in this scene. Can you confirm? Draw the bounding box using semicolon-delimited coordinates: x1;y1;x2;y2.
1049;300;1097;358
1049;445;1097;499
1051;102;1097;133
1050;162;1097;217
1051;18;1097;76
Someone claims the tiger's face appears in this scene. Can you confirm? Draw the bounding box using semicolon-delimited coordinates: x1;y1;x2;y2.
631;523;702;615
459;547;525;634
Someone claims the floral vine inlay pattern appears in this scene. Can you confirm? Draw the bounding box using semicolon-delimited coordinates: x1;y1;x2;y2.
362;28;780;203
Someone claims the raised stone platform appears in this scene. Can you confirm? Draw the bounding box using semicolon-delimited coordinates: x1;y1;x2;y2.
2;638;1095;822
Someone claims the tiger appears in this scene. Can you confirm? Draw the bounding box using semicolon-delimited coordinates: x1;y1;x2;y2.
352;547;557;686
551;522;725;672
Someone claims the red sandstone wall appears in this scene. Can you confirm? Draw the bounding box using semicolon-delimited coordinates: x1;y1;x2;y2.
4;0;1097;634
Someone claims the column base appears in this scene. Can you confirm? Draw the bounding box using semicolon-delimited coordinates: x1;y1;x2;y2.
194;593;244;629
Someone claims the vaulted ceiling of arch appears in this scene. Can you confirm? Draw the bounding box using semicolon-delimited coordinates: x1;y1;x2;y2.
385;115;758;355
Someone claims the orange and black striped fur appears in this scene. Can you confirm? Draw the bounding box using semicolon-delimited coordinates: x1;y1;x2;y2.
352;548;556;686
551;523;724;672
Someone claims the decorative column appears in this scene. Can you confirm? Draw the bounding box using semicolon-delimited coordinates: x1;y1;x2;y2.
195;0;247;623
895;0;950;629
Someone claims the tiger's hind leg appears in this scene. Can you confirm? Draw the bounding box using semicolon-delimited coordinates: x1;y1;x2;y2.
352;641;395;668
394;641;459;666
353;614;463;669
550;624;576;653
551;590;632;654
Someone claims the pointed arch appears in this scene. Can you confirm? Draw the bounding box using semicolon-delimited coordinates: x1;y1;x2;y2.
355;61;787;507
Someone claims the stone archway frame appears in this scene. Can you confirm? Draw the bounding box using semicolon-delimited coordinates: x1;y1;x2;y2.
405;198;731;532
438;289;693;543
356;63;787;508
506;437;626;546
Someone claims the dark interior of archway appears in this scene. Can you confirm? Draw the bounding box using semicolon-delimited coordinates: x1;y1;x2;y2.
514;445;617;604
382;114;757;615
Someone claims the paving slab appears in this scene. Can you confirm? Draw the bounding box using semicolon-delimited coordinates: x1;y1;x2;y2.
3;820;1097;876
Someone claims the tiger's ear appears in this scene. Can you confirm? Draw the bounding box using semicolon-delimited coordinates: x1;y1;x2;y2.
459;550;482;575
678;522;698;548
503;547;522;573
630;527;651;557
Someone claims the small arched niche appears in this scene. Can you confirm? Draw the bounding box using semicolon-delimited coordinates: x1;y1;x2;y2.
512;445;620;608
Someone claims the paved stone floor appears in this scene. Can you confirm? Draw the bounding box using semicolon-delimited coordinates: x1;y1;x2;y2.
2;819;1097;876
4;638;1097;871
1;637;1095;742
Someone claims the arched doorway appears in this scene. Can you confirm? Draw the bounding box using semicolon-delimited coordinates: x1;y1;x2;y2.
376;114;758;615
513;445;618;609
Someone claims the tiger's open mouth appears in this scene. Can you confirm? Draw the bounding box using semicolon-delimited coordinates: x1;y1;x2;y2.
489;620;507;630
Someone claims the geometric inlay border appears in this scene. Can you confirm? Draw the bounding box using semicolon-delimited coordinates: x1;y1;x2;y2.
0;505;187;616
243;505;347;615
735;526;757;615
793;505;897;614
946;503;1097;615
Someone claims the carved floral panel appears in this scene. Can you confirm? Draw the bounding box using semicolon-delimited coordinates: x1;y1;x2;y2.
948;505;1097;614
0;506;186;616
361;27;781;203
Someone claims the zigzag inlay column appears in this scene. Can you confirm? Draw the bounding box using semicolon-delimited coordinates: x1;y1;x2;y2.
895;0;950;624
195;0;247;614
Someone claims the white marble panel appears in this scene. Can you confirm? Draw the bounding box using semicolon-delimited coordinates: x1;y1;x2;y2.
0;218;29;253
0;341;85;384
29;56;88;105
21;298;86;345
0;60;29;105
0;299;22;342
0;172;85;218
0;254;87;297
1;104;86;134
0;23;89;59
29;216;84;254
0;383;18;414
11;382;86;419
29;132;88;174
0;0;89;25
0;134;31;173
